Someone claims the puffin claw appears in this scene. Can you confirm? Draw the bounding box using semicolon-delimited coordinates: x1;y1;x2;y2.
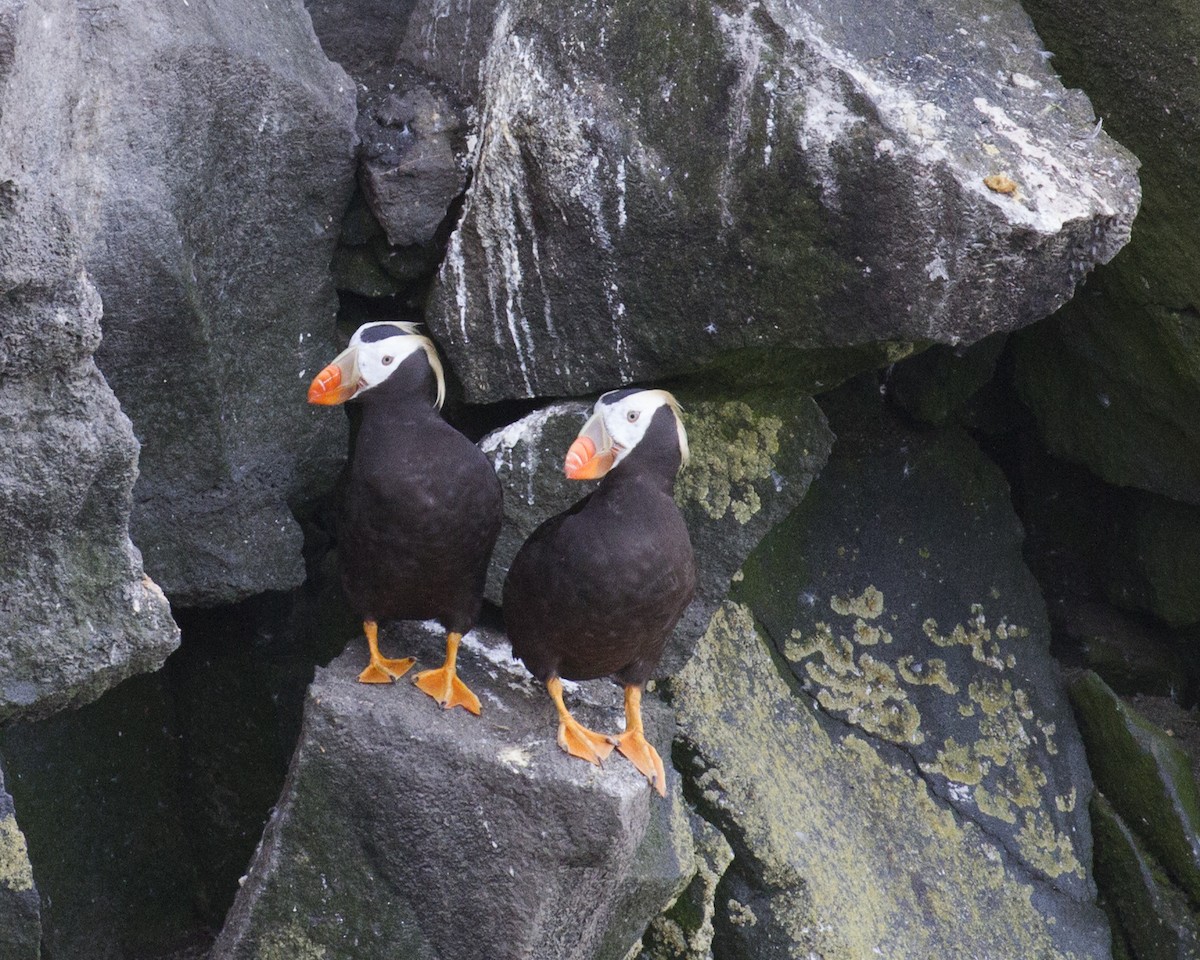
557;718;616;766
414;666;482;715
612;730;668;797
357;656;416;684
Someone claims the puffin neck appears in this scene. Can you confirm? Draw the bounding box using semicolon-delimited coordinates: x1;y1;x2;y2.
601;408;682;495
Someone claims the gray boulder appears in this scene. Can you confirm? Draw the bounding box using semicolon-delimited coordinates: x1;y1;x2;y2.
479;391;834;670
408;0;1140;402
212;621;694;960
0;0;178;723
68;0;359;606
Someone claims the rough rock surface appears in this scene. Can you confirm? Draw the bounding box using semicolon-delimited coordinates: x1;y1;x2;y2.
736;386;1098;898
1071;673;1200;905
670;601;1110;959
0;766;38;960
478;392;833;670
0;0;178;723
409;0;1139;402
212;621;694;960
1013;0;1200;506
67;0;359;605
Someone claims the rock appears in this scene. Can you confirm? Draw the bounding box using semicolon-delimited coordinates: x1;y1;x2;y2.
357;81;469;248
0;0;178;723
478;391;834;671
736;384;1098;899
1070;672;1200;904
0;766;39;960
212;621;695;960
0;670;202;959
403;0;1139;402
638;812;733;960
1012;0;1200;505
887;332;1009;427
1104;493;1200;628
1047;598;1190;700
1091;793;1200;960
670;601;1110;959
66;0;359;605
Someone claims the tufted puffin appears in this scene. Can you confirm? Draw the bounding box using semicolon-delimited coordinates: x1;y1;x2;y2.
307;321;502;714
502;389;695;796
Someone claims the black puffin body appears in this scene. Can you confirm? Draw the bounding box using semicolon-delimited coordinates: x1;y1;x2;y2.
503;389;695;795
309;321;502;712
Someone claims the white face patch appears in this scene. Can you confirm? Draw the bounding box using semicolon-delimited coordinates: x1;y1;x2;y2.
595;389;688;468
348;321;446;406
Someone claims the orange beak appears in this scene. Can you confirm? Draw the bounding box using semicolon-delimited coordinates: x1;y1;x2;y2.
564;412;616;479
307;347;361;405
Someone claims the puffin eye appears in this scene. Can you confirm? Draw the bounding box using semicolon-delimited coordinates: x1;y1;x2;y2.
626;410;640;423
382;355;395;366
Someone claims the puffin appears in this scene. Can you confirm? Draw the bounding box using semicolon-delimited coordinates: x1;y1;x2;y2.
502;389;696;796
307;321;502;714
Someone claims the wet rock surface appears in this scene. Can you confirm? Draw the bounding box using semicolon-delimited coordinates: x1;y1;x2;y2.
213;621;694;960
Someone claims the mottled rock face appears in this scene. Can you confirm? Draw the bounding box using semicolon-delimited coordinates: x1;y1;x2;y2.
479;391;833;670
212;622;694;960
69;0;359;606
0;0;178;723
406;0;1139;402
670;601;1110;960
738;386;1096;898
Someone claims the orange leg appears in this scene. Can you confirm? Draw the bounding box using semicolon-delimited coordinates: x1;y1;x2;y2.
610;685;667;796
413;632;482;715
356;620;416;684
547;677;614;765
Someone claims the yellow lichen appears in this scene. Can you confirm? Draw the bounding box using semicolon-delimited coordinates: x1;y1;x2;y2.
0;816;33;892
673;604;1086;960
897;656;958;695
673;402;783;524
830;585;885;619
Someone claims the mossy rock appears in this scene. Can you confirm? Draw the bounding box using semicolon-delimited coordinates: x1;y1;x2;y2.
1070;672;1200;903
1091;792;1200;960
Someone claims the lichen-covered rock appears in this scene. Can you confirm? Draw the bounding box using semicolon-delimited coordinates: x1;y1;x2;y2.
669;601;1110;959
0;0;179;723
638;812;733;960
1071;672;1200;905
0;766;39;960
1012;0;1200;505
405;0;1139;402
737;384;1097;898
478;391;833;670
66;0;359;605
212;622;694;960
